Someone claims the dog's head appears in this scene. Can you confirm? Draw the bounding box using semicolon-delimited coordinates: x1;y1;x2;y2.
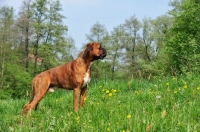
83;42;107;61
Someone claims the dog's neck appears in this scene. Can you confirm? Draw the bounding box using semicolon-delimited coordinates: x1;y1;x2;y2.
78;49;93;71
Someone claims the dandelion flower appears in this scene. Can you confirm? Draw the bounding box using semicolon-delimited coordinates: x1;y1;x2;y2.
127;114;131;119
113;89;117;93
84;97;86;101
108;93;112;97
184;85;187;89
106;90;109;94
75;116;80;122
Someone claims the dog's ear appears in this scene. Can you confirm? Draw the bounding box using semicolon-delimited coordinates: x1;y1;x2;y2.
86;43;93;51
82;43;93;59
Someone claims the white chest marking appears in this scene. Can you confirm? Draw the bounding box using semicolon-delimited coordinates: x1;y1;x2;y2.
82;63;92;88
82;72;91;88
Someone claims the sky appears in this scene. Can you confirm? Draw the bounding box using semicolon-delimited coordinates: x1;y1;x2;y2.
0;0;172;49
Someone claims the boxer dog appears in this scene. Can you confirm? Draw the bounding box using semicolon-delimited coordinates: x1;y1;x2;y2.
22;42;106;115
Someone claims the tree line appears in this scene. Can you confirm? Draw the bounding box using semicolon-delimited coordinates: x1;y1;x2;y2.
0;0;200;99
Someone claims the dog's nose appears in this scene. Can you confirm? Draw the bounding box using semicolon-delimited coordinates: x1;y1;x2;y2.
102;48;107;56
100;48;107;59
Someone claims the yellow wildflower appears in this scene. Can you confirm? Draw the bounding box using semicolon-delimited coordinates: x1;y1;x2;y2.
184;85;187;89
108;93;112;97
113;89;117;93
75;116;80;122
127;114;131;119
106;90;109;93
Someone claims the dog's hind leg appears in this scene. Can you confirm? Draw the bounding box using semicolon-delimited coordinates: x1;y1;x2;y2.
22;78;50;115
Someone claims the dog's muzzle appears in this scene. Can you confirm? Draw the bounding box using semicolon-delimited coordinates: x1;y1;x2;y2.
100;48;107;60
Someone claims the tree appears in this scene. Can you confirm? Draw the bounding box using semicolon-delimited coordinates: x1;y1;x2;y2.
15;0;32;72
38;0;68;70
109;25;126;79
86;21;109;45
150;15;173;75
30;0;68;73
141;18;154;62
0;6;31;99
64;35;77;61
167;0;200;74
123;15;142;66
0;6;14;89
31;0;49;74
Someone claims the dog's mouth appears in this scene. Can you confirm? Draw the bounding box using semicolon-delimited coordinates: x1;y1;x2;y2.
100;48;107;60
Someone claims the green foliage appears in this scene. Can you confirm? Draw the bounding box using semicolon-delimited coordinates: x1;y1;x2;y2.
0;76;199;131
0;62;31;99
167;0;200;74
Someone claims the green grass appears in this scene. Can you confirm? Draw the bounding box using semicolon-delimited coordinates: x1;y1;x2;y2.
0;74;200;132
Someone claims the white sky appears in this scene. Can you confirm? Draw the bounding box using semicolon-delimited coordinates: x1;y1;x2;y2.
0;0;172;49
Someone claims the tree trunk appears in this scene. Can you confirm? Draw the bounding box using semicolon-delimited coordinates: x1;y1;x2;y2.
34;39;39;75
0;45;5;89
25;5;30;72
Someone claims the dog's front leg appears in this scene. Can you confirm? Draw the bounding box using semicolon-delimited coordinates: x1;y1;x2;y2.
73;88;80;112
80;86;87;107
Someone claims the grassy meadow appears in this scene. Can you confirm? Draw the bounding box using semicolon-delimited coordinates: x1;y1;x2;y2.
0;74;200;132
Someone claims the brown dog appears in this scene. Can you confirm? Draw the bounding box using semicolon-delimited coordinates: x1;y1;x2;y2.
22;42;106;115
